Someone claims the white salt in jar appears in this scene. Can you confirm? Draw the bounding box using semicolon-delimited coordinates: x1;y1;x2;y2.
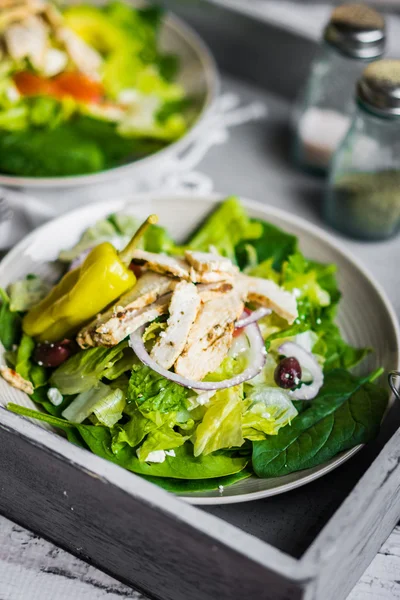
292;3;386;175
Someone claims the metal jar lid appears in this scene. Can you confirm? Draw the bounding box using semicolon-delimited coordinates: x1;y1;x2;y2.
324;3;385;59
357;60;400;116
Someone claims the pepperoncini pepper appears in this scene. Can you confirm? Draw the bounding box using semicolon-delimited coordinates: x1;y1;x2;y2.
23;215;158;342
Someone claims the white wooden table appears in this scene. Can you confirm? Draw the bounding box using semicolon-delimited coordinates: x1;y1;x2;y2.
0;518;399;599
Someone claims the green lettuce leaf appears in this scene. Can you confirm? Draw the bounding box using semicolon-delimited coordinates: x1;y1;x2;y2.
51;343;126;395
136;426;188;462
112;408;166;450
252;369;388;478
62;381;125;427
236;220;297;270
246;258;280;283
242;386;298;440
186;196;263;261
0;288;21;351
193;386;244;457
8;275;51;312
127;363;189;413
314;323;371;371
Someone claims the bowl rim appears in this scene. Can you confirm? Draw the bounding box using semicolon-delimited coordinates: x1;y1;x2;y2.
0;10;220;189
1;192;399;505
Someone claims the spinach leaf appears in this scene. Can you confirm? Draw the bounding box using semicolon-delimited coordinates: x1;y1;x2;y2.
7;404;248;479
144;468;252;493
128;363;189;413
0;288;21;350
236;220;297;270
252;369;388;478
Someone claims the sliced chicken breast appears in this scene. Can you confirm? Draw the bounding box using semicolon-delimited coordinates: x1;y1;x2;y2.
56;27;102;78
238;274;298;324
189;268;234;285
131;249;191;280
185;250;237;274
0;366;34;395
77;273;176;348
4;15;48;69
82;294;172;348
196;281;233;302
151;281;200;369
174;322;235;381
174;290;243;380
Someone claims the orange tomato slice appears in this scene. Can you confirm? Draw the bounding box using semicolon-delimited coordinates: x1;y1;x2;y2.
14;71;104;104
14;72;59;97
53;72;103;103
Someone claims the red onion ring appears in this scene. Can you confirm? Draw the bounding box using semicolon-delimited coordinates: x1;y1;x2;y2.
235;307;272;329
279;341;323;400
129;322;267;391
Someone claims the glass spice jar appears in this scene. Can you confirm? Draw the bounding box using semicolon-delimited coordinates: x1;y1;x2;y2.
325;60;400;241
292;3;386;175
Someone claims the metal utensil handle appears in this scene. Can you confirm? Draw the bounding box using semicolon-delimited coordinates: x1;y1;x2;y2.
388;371;400;400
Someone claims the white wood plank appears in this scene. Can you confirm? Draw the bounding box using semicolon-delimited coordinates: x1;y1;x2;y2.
0;516;400;600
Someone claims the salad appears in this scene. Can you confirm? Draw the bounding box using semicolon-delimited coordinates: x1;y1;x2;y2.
0;198;388;493
0;0;189;177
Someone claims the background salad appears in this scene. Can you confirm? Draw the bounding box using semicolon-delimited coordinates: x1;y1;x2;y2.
0;0;189;177
0;198;388;493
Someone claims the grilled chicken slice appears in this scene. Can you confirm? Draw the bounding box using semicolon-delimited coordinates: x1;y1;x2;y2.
189;268;234;284
131;250;234;285
56;27;102;78
174;290;243;380
197;281;233;302
131;249;191;279
0;366;34;395
4;14;48;69
0;1;43;29
185;250;237;275
238;274;298;324
151;281;200;369
83;294;172;348
175;322;235;381
77;273;176;349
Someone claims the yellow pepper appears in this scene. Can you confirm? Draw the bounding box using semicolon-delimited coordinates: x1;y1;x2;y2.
23;214;158;342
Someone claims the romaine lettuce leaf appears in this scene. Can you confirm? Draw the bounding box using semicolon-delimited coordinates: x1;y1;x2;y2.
193;386;244;457
136;425;188;462
242;386;298;440
112;408;165;450
8;275;51;312
313;323;371;371
186;196;263;262
246;258;280;283
128;363;189;413
62;381;125;426
51;343;126;394
236;220;297;270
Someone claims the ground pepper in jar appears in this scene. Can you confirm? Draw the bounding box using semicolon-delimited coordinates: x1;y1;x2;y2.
325;60;400;240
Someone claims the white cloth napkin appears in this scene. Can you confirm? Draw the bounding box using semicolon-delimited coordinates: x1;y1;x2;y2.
0;94;267;251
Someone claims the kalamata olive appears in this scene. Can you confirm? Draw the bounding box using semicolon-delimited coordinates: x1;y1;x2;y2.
274;356;302;389
129;262;142;278
33;339;73;368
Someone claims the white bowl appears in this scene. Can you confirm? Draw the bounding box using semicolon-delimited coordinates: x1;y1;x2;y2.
0;4;219;192
0;193;398;504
